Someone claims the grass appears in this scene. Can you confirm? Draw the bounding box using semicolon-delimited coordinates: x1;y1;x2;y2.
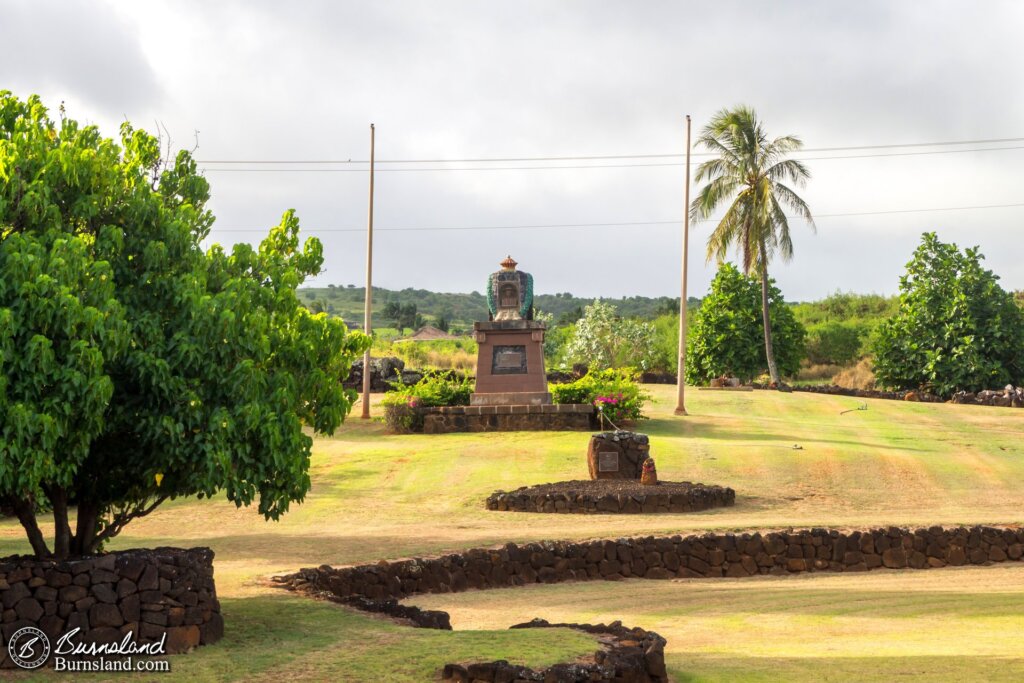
3;385;1023;681
413;564;1024;681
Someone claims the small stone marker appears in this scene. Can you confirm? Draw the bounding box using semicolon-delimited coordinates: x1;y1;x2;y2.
587;431;650;480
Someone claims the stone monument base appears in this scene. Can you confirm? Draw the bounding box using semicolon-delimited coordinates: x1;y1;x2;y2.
472;320;550;406
422;404;594;434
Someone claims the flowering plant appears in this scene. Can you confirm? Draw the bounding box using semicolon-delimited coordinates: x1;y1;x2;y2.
551;368;649;422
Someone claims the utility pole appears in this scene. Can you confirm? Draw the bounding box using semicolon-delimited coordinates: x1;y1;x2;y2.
674;115;692;416
360;123;376;419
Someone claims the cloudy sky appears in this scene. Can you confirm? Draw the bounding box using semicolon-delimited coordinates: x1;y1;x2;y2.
3;0;1023;300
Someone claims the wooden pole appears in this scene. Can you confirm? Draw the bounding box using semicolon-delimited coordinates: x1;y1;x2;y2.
360;123;376;419
674;115;692;416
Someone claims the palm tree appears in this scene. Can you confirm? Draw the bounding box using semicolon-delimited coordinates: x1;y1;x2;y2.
689;106;815;385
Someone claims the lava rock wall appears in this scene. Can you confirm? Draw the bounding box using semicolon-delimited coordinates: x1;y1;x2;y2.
278;526;1024;603
1;547;222;667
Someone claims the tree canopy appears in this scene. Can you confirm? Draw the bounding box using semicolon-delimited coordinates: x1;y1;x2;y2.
685;263;805;384
872;232;1024;397
0;92;370;558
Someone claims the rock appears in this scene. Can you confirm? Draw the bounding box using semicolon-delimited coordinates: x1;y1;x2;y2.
2;582;30;609
120;594;141;623
84;627;122;648
33;586;57;603
92;583;118;604
200;611;225;644
136;565;159;592
14;598;43;622
90;603;124;628
165;625;201;653
45;571;72;588
882;548;907;569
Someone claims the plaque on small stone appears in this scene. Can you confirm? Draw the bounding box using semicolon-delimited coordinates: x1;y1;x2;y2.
492;344;528;375
598;451;619;472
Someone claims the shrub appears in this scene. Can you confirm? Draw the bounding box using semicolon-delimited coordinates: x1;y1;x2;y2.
380;374;473;432
563;301;659;371
805;321;863;365
685;263;805;384
550;368;650;423
872;233;1024;397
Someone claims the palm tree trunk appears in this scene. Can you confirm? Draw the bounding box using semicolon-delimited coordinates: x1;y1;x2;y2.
759;245;781;385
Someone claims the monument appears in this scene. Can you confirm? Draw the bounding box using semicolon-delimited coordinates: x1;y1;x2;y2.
419;256;593;432
470;256;551;406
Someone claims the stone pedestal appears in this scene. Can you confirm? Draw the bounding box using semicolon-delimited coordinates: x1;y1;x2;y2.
587;431;650;480
471;320;551;406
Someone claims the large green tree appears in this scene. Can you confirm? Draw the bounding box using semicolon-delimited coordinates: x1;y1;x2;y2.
685;263;805;384
872;232;1024;397
689;106;815;385
0;92;370;558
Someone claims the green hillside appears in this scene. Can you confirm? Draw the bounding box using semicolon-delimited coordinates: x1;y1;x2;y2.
298;285;698;330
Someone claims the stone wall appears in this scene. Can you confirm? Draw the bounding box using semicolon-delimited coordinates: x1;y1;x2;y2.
486;482;735;514
443;618;667;683
785;384;943;402
341;597;451;630
277;526;1024;604
422;404;595;433
1;547;222;667
762;383;1023;408
951;386;1024;408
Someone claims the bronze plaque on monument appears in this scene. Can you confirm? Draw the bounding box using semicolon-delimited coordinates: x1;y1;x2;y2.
492;345;527;374
598;451;620;472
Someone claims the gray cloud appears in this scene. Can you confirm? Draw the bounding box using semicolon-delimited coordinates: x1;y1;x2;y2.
5;0;1024;299
0;0;162;119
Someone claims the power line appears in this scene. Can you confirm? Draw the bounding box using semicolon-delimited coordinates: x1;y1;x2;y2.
195;135;1024;165
208;201;1024;233
197;144;1024;173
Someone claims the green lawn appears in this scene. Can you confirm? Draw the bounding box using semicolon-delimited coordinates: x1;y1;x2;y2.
3;385;1023;681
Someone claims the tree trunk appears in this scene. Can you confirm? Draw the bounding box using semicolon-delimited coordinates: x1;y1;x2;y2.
73;499;100;556
49;486;72;559
7;496;51;558
759;245;781;386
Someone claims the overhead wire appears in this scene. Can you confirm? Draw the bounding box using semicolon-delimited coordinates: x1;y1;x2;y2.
197;144;1024;173
196;135;1024;165
209;201;1024;233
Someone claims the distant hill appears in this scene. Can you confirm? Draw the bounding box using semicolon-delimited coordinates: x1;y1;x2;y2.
297;285;700;330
